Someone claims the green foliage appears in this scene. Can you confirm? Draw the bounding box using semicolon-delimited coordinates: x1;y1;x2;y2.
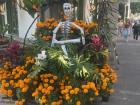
16;88;23;99
68;55;94;79
131;2;140;14
94;0;117;43
47;47;70;71
28;65;46;78
31;36;49;54
22;0;46;18
0;24;9;36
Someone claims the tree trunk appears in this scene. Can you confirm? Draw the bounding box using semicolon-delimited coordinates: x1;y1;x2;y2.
77;0;84;20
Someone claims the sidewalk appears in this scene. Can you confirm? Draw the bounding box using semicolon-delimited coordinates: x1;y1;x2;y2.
103;35;140;105
0;95;14;105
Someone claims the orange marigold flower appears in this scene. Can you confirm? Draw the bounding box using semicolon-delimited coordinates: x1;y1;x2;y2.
52;102;57;105
32;91;38;97
47;86;54;91
81;85;86;89
83;89;88;93
85;85;90;89
74;88;80;92
50;79;55;84
44;79;49;83
41;98;47;104
43;83;48;88
65;95;70;100
21;86;29;93
95;91;99;96
45;90;50;95
36;22;45;28
66;86;72;90
9;80;14;85
7;90;13;96
2;80;6;84
41;88;46;94
76;101;81;105
38;84;43;91
15;100;25;105
24;78;30;84
42;95;46;100
47;73;52;77
70;90;75;95
109;89;114;93
4;83;9;87
53;76;58;80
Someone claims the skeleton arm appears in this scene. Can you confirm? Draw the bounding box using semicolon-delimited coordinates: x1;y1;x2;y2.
55;38;81;44
71;22;85;45
51;22;63;47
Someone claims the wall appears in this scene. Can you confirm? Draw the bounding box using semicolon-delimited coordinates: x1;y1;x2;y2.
17;6;36;39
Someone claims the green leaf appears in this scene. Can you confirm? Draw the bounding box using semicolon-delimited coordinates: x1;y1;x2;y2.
16;88;25;99
47;47;70;71
28;66;45;78
23;0;33;9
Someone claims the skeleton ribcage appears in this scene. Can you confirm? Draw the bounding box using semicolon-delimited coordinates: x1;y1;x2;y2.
61;22;71;35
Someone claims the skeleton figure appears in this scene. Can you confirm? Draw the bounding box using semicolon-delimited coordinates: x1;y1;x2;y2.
51;3;85;56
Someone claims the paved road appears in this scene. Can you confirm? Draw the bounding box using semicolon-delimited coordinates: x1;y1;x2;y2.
103;36;140;105
0;95;14;105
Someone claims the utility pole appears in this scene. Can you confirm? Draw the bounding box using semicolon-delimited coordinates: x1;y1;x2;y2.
124;0;131;19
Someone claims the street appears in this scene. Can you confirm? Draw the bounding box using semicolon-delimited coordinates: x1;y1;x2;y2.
103;36;140;105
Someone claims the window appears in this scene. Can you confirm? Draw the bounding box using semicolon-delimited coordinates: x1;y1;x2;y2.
6;0;18;35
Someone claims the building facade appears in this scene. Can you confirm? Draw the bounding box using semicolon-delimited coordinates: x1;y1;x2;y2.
119;0;140;19
0;1;36;39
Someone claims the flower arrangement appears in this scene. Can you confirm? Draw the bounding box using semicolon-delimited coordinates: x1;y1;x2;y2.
35;18;97;44
0;18;117;105
73;20;98;35
95;64;117;101
0;37;117;105
0;60;117;105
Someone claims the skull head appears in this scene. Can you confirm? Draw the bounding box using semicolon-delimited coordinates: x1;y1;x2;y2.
63;3;72;17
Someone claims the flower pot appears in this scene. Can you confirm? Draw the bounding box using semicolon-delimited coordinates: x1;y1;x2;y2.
102;95;110;102
86;96;102;105
12;95;18;100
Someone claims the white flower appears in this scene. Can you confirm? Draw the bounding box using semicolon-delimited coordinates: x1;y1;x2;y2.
37;51;47;60
41;50;46;55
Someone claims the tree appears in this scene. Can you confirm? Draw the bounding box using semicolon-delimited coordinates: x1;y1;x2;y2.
119;3;125;19
130;2;140;14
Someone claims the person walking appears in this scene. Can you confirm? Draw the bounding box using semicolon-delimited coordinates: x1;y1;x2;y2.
122;20;130;42
133;21;140;40
117;19;123;36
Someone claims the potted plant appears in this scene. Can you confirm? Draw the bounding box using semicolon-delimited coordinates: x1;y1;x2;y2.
101;91;110;102
0;24;9;45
